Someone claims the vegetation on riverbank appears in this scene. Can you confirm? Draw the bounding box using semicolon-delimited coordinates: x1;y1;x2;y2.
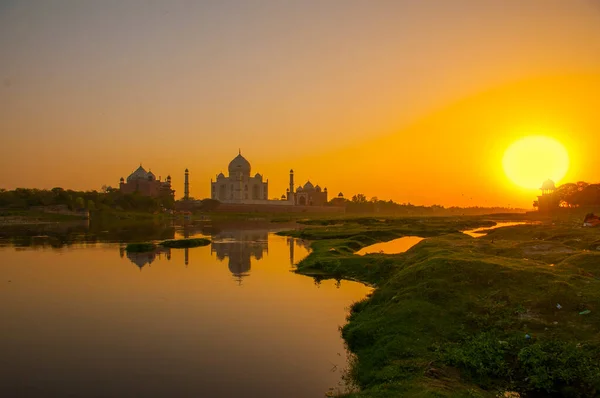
159;238;211;248
0;209;88;225
279;215;600;397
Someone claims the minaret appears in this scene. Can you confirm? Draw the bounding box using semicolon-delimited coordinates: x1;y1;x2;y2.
289;169;294;200
184;168;189;200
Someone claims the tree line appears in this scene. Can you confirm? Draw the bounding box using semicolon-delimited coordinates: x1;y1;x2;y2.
549;182;600;208
333;194;521;215
0;187;524;215
0;187;175;213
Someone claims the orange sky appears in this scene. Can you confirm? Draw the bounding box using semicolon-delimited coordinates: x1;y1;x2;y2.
1;1;600;208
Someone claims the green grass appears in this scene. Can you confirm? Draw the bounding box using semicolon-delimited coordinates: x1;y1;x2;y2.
279;215;600;397
0;209;87;223
159;238;211;248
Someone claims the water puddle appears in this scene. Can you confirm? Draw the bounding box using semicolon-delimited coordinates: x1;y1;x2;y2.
462;222;529;238
355;236;424;255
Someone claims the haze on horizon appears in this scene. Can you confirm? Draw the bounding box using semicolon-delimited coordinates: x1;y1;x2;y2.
1;0;600;208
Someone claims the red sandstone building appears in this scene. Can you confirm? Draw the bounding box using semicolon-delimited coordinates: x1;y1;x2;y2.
119;165;175;198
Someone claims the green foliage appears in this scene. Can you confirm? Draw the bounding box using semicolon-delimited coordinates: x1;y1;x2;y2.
331;194;525;216
75;197;85;209
0;188;175;213
279;216;600;397
517;340;600;395
159;238;211;248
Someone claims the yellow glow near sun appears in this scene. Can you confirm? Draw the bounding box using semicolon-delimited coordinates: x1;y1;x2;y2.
502;136;569;189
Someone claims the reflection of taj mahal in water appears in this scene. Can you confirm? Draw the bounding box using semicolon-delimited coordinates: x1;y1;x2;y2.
210;230;268;284
120;230;309;285
209;229;310;284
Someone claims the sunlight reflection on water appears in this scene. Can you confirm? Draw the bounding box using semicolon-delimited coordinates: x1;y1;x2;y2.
356;236;425;255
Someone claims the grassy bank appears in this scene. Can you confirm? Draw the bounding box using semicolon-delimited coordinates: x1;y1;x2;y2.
280;216;600;397
0;209;87;225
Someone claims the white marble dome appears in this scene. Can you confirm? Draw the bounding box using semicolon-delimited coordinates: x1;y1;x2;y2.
228;153;251;176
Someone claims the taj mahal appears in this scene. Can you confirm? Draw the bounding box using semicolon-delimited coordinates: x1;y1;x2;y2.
211;151;329;206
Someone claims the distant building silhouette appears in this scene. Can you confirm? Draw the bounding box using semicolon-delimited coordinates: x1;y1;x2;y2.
330;192;346;207
288;169;328;206
536;179;560;213
184;168;190;200
119;164;175;198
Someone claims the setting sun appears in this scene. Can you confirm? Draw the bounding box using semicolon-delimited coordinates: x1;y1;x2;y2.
502;136;570;190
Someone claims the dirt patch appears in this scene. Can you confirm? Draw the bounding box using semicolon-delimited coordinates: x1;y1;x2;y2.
522;243;575;256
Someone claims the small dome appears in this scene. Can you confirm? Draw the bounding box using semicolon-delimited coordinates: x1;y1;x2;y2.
228;152;251;176
303;181;315;191
296;186;303;192
127;165;148;182
281;194;286;199
255;173;262;179
217;172;225;179
120;177;124;182
324;187;327;191
541;179;556;190
166;175;171;180
185;168;189;173
338;192;344;197
315;184;321;192
147;171;156;180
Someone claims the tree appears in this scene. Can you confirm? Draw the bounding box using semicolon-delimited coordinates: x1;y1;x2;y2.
351;194;368;203
87;200;96;211
75;197;85;209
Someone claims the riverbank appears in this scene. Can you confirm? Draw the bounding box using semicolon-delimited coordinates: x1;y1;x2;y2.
279;215;600;397
0;210;88;225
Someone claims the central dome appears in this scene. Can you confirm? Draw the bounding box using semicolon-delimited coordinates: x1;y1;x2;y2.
541;179;556;191
228;152;251;176
303;181;315;191
127;165;149;182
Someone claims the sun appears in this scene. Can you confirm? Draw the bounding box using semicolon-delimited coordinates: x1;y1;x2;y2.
502;136;569;189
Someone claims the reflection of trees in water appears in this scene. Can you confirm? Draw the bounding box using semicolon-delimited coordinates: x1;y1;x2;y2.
119;246;172;270
210;230;269;285
312;275;342;289
0;220;175;248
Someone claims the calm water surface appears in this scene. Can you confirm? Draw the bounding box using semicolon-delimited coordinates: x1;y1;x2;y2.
0;222;370;398
355;236;424;255
461;221;530;238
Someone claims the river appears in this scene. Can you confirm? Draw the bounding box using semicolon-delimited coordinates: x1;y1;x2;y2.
0;221;371;398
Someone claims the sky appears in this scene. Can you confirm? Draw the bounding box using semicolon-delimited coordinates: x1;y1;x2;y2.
1;0;600;208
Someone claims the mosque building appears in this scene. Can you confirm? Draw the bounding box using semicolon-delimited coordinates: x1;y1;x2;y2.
211;151;328;206
119;165;175;198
